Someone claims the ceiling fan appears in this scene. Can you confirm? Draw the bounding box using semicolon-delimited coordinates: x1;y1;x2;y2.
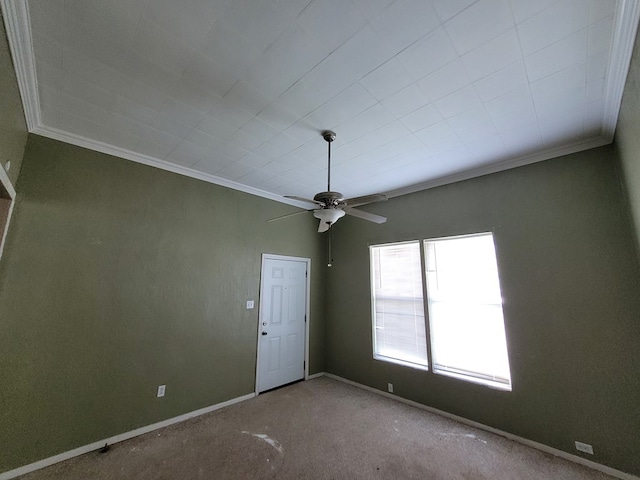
268;131;388;232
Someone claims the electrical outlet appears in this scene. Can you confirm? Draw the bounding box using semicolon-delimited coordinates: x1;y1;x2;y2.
388;383;394;393
246;300;254;309
157;385;166;398
4;161;10;172
575;441;594;454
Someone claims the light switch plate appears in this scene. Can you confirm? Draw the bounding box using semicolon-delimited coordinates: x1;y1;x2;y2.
246;300;254;309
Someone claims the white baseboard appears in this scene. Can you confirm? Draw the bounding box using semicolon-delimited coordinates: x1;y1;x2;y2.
0;392;256;480
4;375;637;480
320;373;639;480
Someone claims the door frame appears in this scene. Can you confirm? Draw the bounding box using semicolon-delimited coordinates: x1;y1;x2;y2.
255;253;311;395
0;162;16;262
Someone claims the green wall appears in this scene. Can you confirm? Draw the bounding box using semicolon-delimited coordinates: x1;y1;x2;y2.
616;27;640;258
0;135;326;472
0;7;639;475
0;11;28;188
326;146;640;476
2;138;638;476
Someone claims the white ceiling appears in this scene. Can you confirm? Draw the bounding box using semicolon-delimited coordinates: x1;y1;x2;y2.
3;0;639;205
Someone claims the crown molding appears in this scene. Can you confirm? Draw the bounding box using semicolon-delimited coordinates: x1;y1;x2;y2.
2;0;638;204
602;0;640;141
31;125;309;208
0;0;309;209
385;135;611;199
1;0;40;130
387;0;640;200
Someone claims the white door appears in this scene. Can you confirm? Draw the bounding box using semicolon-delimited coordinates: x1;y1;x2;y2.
257;256;308;393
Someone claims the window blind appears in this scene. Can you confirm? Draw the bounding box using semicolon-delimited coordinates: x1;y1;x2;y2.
370;242;428;368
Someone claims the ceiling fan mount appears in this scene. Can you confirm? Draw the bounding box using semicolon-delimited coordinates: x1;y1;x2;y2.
321;130;336;143
267;130;388;232
313;191;344;206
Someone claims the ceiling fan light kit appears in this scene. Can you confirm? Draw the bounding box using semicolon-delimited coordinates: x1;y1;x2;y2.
313;208;345;233
269;130;388;233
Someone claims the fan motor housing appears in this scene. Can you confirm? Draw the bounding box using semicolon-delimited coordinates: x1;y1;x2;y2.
313;191;344;206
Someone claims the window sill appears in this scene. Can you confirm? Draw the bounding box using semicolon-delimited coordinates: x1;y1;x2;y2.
373;354;428;372
434;368;512;391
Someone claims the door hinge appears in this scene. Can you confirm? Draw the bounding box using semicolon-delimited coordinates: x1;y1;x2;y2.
304;314;307;323
305;270;308;278
304;361;306;369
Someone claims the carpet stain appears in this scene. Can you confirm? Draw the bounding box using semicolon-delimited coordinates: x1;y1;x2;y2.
242;432;284;455
437;432;488;444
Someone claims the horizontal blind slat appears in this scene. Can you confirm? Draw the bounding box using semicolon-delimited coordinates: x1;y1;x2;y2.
371;241;428;368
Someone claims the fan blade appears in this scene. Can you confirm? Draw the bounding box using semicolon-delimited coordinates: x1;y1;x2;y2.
343;207;387;224
318;219;331;233
342;193;387;207
266;210;311;223
285;195;324;206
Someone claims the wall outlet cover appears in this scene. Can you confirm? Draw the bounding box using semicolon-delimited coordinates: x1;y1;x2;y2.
387;383;393;393
246;300;254;309
157;385;166;398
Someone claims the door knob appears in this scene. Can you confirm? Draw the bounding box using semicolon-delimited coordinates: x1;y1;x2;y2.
261;331;268;335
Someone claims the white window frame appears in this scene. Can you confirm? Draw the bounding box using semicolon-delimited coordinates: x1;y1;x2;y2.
370;241;428;371
369;232;512;391
424;232;511;391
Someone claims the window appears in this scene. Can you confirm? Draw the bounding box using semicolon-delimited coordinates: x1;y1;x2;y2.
370;233;511;390
425;234;511;389
370;242;428;369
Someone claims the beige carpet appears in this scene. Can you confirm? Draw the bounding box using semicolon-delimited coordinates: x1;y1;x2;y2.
19;377;615;480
